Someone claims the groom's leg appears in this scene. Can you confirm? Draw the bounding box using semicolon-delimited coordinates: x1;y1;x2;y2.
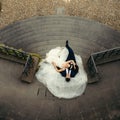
65;41;76;63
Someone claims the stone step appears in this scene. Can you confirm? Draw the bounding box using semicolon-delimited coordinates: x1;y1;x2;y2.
0;15;119;60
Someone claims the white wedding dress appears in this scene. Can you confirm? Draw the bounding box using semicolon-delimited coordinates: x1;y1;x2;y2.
36;47;87;99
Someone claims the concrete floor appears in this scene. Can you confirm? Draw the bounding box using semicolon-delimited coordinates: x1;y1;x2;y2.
0;15;120;120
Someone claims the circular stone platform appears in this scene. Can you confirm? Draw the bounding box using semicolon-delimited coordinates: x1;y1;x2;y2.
0;15;120;120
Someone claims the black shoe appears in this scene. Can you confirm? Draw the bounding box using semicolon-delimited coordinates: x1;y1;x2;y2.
66;40;69;46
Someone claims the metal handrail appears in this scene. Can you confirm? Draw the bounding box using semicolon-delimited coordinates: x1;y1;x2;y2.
87;47;120;83
0;44;41;82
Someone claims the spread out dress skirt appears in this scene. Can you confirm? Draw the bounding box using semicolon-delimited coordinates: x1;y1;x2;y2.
36;46;88;99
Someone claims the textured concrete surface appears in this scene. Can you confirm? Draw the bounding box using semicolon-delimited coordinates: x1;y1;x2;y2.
0;15;120;120
0;0;120;31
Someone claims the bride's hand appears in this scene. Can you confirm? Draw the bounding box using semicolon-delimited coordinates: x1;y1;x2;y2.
52;61;56;66
74;65;76;69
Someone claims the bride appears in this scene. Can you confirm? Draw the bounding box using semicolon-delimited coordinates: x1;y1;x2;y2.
36;41;87;99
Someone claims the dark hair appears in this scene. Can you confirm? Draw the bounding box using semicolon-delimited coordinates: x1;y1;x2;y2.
66;78;70;82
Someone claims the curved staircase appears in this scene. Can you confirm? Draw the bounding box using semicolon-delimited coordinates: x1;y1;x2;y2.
0;16;119;59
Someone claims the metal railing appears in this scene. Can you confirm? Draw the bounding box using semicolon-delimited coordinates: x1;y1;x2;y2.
22;55;34;77
87;47;120;83
0;45;28;61
0;44;41;82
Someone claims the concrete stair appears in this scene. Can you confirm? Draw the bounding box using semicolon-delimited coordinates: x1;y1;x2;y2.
0;15;119;60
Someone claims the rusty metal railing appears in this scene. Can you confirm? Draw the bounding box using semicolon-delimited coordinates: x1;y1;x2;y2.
0;44;41;83
87;47;120;83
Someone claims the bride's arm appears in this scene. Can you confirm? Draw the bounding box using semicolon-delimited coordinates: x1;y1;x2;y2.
66;60;76;69
52;62;65;72
66;60;76;66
